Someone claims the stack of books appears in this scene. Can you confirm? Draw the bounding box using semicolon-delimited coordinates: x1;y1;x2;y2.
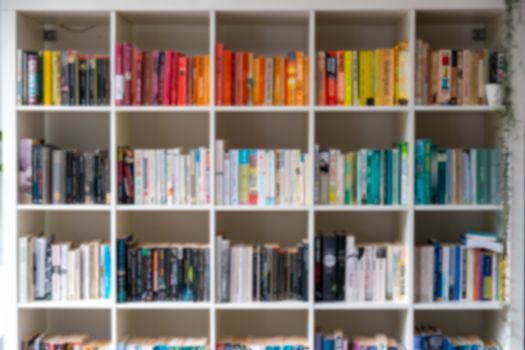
22;334;111;349
416;233;505;303
316;42;410;106
19;139;111;204
17;50;111;106
217;338;308;350
314;144;409;205
117;236;209;302
118;338;208;350
18;236;111;302
115;43;210;106
415;139;501;205
315;331;404;350
315;234;406;302
415;40;506;105
414;326;502;349
117;146;210;205
215;140;310;206
215;44;309;106
216;236;309;302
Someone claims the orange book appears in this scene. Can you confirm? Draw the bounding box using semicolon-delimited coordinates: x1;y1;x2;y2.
274;56;283;105
224;50;232;105
317;52;326;105
235;52;243;105
258;57;266;105
284;58;289;105
253;57;260;105
337;51;345;105
242;52;249;105
205;56;210;105
198;56;206;105
296;51;305;106
304;57;309;105
247;52;254;105
286;54;297;105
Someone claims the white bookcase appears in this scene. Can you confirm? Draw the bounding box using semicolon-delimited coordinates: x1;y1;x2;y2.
1;1;524;350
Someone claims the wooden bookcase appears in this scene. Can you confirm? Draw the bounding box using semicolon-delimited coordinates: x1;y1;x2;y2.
1;2;524;350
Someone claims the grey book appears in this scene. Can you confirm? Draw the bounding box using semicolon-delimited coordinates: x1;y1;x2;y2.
52;149;66;204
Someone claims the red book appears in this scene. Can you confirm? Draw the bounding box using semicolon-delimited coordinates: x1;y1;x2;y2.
284;58;288;105
115;43;124;105
235;52;243;105
170;52;179;105
163;51;172;105
177;56;188;106
242;52;249;105
216;43;224;105
258;57;265;105
142;52;152;105
123;43;133;105
337;50;345;105
132;47;143;105
151;50;160;105
474;249;481;301
223;50;233;105
325;50;337;105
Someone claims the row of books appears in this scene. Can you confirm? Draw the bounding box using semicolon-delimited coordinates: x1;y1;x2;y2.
216;236;309;302
19;139;111;204
316;43;410;106
315;331;404;350
217;338;308;350
416;233;506;303
215;44;309;106
116;43;210;106
117;146;210;205
415;139;501;205
315;234;406;302
119;338;208;350
18;236;111;302
22;334;110;350
117;237;209;302
17;50;111;106
415;41;505;105
414;326;501;350
315;144;409;206
215;140;311;206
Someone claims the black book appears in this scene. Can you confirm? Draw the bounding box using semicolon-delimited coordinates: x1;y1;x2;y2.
337;234;346;301
315;235;323;301
135;247;143;301
79;58;88;105
321;234;338;301
142;247;153;301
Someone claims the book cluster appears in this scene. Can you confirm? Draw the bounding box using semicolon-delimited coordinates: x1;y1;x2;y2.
416;233;505;303
115;43;210;106
18;236;111;302
415;139;501;205
315;144;409;205
117;236;209;302
414;326;501;350
119;338;208;350
415;40;505;105
22;334;110;350
215;140;310;206
117;146;210;205
216;236;309;302
217;338;308;350
215;44;309;106
316;43;410;106
17;50;110;106
315;331;404;350
19;139;110;204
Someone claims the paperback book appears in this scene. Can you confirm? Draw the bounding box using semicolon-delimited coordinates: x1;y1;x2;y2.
21;334;110;350
414;325;502;350
315;330;404;350
118;337;208;350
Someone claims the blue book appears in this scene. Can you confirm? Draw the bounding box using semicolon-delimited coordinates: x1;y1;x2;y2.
103;243;111;299
437;149;447;204
454;245;461;301
315;334;323;350
323;337;334;350
429;240;443;301
414;335;423;350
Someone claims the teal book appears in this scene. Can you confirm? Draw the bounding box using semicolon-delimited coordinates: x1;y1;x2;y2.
489;149;501;204
416;139;431;204
385;149;393;205
436;149;447;204
367;150;381;205
430;145;438;203
478;149;489;204
391;148;399;205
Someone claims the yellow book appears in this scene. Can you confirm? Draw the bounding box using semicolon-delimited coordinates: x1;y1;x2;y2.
239;150;250;204
296;51;304;106
43;50;53;105
52;51;61;105
358;51;367;106
247;52;254;105
395;41;410;105
369;50;376;105
303;57;309;105
344;51;353;106
375;49;382;106
253;57;260;106
287;55;297;105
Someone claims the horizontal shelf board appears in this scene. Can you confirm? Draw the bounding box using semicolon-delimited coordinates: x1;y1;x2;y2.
315;106;409;113
415;105;503;112
315;302;409;310
116;106;210;113
414;301;507;310
117;302;211;310
314;205;408;212
215;301;309;310
215;106;309;113
116;204;211;211
215;205;309;212
414;204;503;211
17;105;111;113
18;300;112;309
17;204;112;211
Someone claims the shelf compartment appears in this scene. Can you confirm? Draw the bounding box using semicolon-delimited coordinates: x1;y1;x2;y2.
215;302;309;310
216;11;309;57
117;302;211;310
315;302;409;310
18;300;112;310
315;106;409;113
216;112;308;152
116;205;211;211
117;309;209;340
117;210;209;244
415;105;503;112
217;309;307;338
414;205;503;212
314;205;408;212
17;204;111;211
17;106;111;113
414;301;507;310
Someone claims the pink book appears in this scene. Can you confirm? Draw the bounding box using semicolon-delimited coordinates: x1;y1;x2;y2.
132;48;143;105
115;43;124;105
216;43;224;105
163;51;173;105
177;55;188;105
123;42;133;105
151;50;160;105
170;52;179;105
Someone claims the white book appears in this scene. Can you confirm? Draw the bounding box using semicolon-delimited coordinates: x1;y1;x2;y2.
134;149;143;205
223;154;231;206
426;246;435;302
386;245;395;301
400;146;409;205
244;246;253;302
257;150;266;206
216;140;225;205
215;236;223;302
230;246;239;302
19;236;30;302
199;148;208;204
375;334;388;350
294;150;302;205
285;150;293;205
265;59;274;105
67;249;76;300
337;150;344;204
51;244;61;300
60;243;70;301
304;153;311;205
344;235;357;302
92;242;100;299
81;244;90;300
166;149;175;204
230;150;239;205
158;149;166;204
375;247;387;302
266;150;276;205
179;154;186;205
173;150;181;205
